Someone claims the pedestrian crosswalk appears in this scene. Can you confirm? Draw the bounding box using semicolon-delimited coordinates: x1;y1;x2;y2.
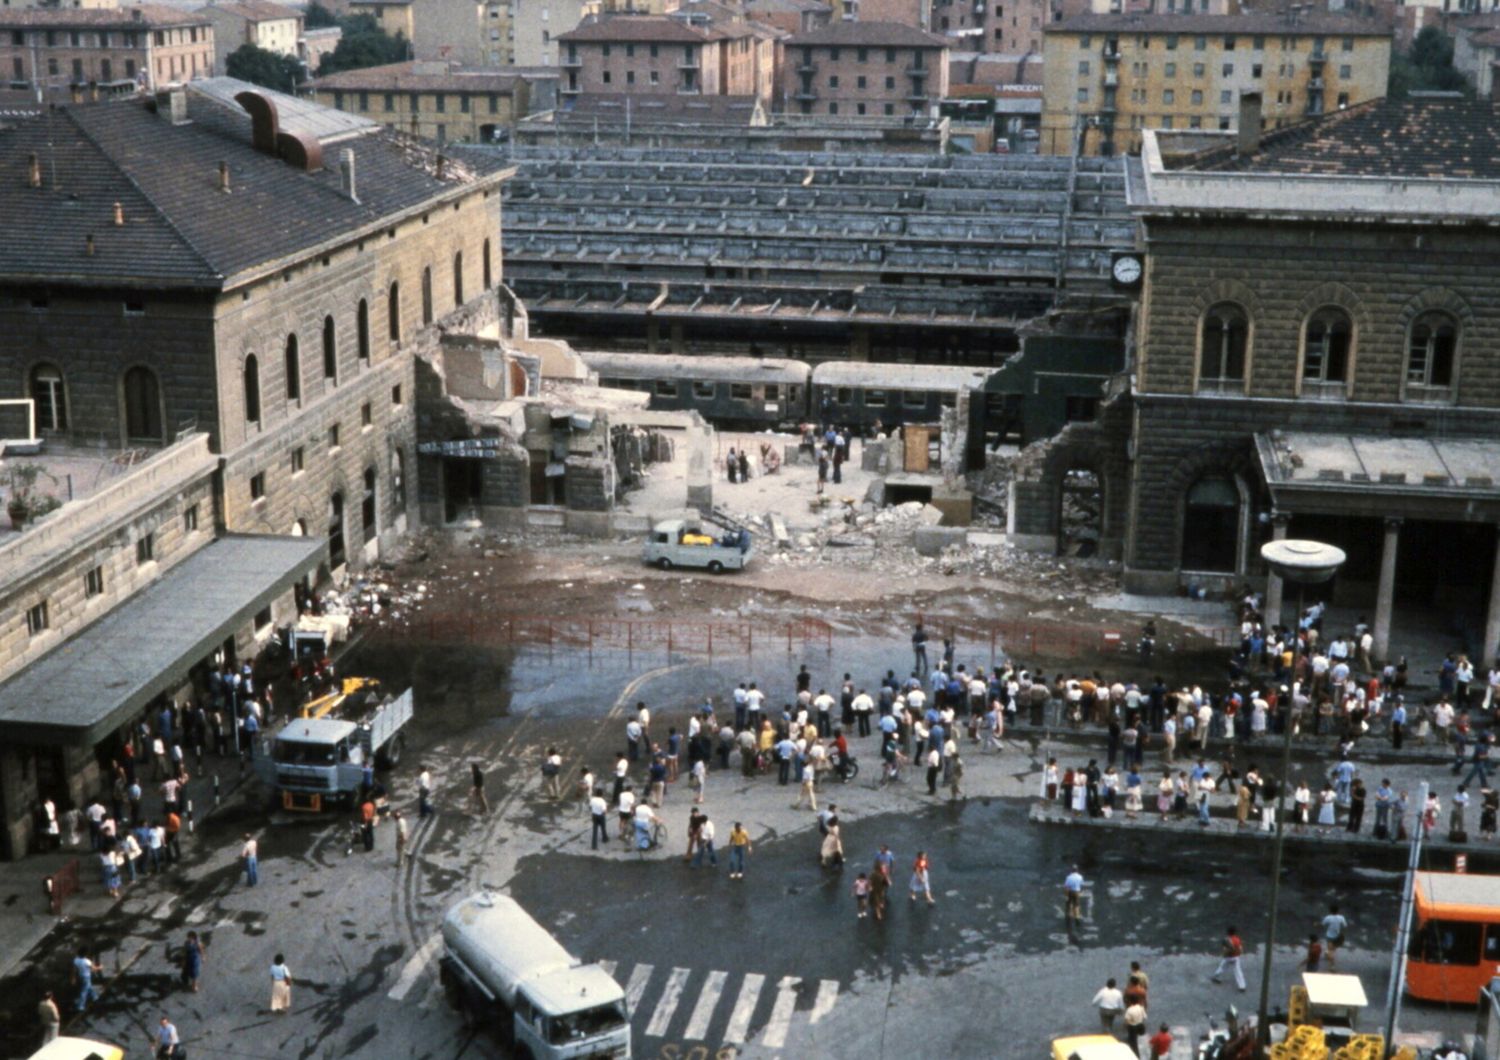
599;960;841;1048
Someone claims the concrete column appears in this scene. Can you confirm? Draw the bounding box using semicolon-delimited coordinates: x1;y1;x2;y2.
669;323;685;353
1373;518;1401;664
1485;530;1500;669
1264;513;1289;628
646;319;660;354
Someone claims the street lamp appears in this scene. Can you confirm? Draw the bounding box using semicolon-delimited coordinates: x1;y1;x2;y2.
1256;539;1347;1047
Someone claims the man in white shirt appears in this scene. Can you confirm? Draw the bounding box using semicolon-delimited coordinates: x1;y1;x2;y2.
745;684;765;724
692;816;717;867
617;787;636;840
851;689;875;737
1091;978;1124;1033
589;790;609;849
813;690;836;735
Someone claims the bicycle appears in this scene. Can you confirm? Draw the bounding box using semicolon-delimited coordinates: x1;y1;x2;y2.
635;819;668;854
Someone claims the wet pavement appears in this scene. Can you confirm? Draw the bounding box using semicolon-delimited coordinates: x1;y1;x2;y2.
0;554;1484;1059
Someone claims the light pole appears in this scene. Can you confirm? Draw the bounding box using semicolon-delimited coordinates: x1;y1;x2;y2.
1255;538;1346;1048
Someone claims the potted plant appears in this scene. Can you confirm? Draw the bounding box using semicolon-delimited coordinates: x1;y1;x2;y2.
6;463;60;529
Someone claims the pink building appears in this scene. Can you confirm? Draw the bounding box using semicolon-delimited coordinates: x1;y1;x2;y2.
558;14;770;103
779;20;948;115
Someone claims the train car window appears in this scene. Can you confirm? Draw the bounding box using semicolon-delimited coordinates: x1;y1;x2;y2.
731;383;753;400
655;381;678;397
866;390;887;407
788;385;799;404
1411;920;1483;965
692;382;715;399
836;388;852;404
903;391;926;409
764;384;779;401
940;393;957;408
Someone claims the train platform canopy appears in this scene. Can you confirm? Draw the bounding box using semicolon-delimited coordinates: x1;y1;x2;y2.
1256;430;1500;520
0;534;324;747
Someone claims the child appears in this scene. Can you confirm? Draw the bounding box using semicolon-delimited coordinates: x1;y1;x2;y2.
1298;933;1323;973
853;873;870;919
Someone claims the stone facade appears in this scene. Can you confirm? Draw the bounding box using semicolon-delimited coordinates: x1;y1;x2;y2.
780;24;950;116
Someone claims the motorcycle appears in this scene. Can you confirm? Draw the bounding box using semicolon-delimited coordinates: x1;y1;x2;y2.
827;751;859;783
1197;1006;1255;1060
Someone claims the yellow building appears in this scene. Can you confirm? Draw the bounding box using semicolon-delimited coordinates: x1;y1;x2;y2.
1040;12;1392;156
307;59;547;143
346;0;414;42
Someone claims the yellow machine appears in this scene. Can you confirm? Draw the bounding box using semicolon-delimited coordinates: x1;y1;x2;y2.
300;677;382;720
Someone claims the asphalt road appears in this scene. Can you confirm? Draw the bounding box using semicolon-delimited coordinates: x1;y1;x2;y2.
0;637;1481;1060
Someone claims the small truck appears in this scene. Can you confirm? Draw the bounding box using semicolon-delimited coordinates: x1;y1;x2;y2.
642;518;752;573
254;678;413;812
440;892;631;1060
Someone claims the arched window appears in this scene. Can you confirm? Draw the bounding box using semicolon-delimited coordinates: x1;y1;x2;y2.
322;315;337;381
30;363;66;432
453;251;464;306
1405;311;1458;401
122;366;163;443
388;281;401;344
357;299;370;363
1199;303;1248;393
328;491;346;568
1302;307;1351;392
284;334;300;403
243;354;261;424
421;266;433;325
482;238;492;291
392;448;406;514
362;466;378;543
1182;474;1241;574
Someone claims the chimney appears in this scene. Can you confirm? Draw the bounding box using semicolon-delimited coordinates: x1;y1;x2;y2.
113;201;125;226
219;160;231;192
85;234;95;256
28;152;42;188
155;87;188;125
339;148;359;203
1237;91;1262;155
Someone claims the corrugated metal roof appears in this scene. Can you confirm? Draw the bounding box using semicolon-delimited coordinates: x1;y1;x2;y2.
581;350;811;383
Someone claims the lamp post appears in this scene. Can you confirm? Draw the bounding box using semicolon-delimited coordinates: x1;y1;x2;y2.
1255;538;1346;1048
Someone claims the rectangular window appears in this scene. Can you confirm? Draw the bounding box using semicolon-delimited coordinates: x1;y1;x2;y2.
1191;88;1203;104
1253;35;1265;49
362;402;373;427
602;71;611;84
1078;60;1090;74
1165;34;1178;49
255;606;274;631
392;384;403;406
1077;87;1089;102
329;423;341;449
435;94;445;113
1252;63;1262;77
1194;35;1206;50
857;75;866;88
731;383;753;400
1340;64;1351;79
291;446;305;474
626;71;634;84
136;533;154;565
26;601;48;637
692;381;715;399
1338;92;1349;107
183;504;199;532
1342;36;1354;51
858;46;867;61
829;75;839;88
1164;62;1176;76
1224;36;1236;50
902;390;926;409
460;94;470;113
885;76;895;89
1079;34;1091;48
1163;88;1174;103
654;380;678;397
1221;89;1232;103
85;566;105;598
1161;115;1174;129
1194;62;1204;76
865;389;887;407
1222;63;1233;76
359;91;369;110
250;471;266;500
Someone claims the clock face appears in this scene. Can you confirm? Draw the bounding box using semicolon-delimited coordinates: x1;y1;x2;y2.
1112;254;1143;285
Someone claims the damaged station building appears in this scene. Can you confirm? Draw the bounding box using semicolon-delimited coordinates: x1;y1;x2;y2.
1012;94;1500;664
0;80;517;858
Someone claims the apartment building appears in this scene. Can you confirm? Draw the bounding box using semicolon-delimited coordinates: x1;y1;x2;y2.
307;59;551;141
345;0;415;40
197;0;301;75
1040;12;1392;155
0;5;215;92
557;14;764;100
779;20;949;115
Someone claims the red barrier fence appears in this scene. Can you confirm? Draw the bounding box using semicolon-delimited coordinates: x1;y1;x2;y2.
46;857;79;916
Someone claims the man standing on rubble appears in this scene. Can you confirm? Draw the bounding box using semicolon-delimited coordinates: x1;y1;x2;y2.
912;622;929;677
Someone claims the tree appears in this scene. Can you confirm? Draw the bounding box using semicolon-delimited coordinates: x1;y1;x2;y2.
227;43;304;93
1388;26;1471;99
317;14;408;75
305;1;338;28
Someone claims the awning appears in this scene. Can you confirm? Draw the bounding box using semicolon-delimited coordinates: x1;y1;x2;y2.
0;534;325;747
1257;430;1500;521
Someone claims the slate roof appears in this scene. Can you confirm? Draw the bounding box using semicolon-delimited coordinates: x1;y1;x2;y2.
0;3;211;28
1207;97;1500;180
557;15;723;43
0;82;512;290
786;20;949;47
308;60;526;93
1045;11;1391;35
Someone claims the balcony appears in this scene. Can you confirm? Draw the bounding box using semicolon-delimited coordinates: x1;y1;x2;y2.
559;83;580;94
1307;51;1326;66
561;54;581;67
1308;76;1324;90
905;92;930;103
794;90;818;101
1300;379;1347;402
905;65;928;76
1103;69;1118;87
678;57;700;69
797;63;817;74
1102;45;1121;62
677;85;701;95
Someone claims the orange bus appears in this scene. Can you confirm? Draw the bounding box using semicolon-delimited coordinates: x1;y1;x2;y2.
1407;871;1500;1004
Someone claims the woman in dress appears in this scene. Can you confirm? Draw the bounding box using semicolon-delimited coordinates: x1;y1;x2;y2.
908;851;934;906
182;931;204;993
1317;783;1337;830
1070;772;1088;817
99;847;121;899
1042;758;1059;802
1101;765;1119;812
269;954;294;1014
1157;772;1174;818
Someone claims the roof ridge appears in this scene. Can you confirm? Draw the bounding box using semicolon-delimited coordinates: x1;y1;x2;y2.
65;106;224;285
